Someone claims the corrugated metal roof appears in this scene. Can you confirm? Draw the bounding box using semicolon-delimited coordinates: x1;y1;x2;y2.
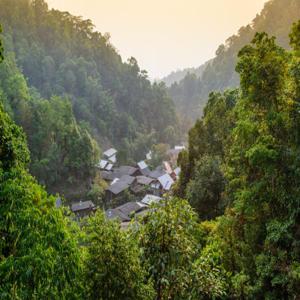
113;166;138;177
105;163;114;171
117;202;147;217
103;148;117;158
158;173;174;191
71;201;95;212
111;178;120;185
136;176;154;186
99;160;108;169
120;175;136;185
141;194;162;205
109;155;117;163
149;168;166;179
138;160;148;170
107;181;129;195
106;209;131;222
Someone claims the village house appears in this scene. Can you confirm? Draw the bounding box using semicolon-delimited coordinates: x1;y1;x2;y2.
113;165;139;178
106;180;130;202
106;201;148;228
157;173;175;193
71;200;96;218
137;160;151;176
149;166;166;180
103;148;118;164
130;175;154;195
141;194;162;206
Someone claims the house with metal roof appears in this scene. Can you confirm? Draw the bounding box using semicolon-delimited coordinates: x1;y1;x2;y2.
71;200;96;218
106;201;147;222
108;155;117;164
136;176;154;186
149;166;166;179
157;173;174;191
113;166;138;177
107;180;130;196
137;160;148;170
105;163;114;171
98;159;108;169
106;208;131;222
103;148;117;158
119;175;136;185
141;194;162;206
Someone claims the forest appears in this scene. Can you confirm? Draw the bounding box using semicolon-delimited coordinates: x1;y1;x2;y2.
1;0;300;299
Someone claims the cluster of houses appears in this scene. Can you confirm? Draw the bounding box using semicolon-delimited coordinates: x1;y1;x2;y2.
70;145;185;225
100;148;181;201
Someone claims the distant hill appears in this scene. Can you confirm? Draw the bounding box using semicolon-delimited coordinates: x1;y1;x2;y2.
161;60;211;87
169;0;300;121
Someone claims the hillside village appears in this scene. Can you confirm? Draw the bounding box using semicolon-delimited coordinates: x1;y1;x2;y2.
69;145;184;227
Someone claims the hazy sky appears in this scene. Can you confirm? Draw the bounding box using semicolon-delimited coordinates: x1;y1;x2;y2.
47;0;267;79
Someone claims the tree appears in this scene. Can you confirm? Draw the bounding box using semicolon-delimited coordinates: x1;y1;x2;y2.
176;90;236;202
83;212;154;300
0;104;83;299
220;31;300;298
186;155;225;219
138;198;226;299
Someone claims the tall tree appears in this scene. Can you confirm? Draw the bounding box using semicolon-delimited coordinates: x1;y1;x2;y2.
84;212;154;300
0;104;83;299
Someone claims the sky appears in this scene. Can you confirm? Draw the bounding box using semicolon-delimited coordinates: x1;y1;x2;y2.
47;0;267;79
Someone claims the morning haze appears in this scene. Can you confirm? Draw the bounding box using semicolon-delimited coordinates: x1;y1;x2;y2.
47;0;267;78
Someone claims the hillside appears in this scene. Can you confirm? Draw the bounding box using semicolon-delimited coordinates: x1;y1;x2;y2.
169;0;300;121
160;60;211;87
0;0;179;199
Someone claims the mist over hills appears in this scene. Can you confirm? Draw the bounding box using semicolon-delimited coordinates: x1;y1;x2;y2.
160;60;211;87
166;0;300;121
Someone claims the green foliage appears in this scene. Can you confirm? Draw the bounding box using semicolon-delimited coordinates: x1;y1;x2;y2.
176;90;237;215
0;105;83;299
87;174;107;207
84;212;154;300
0;0;179;163
0;52;99;198
29;96;99;190
218;28;300;298
137;198;226;299
186;155;225;219
177;21;300;298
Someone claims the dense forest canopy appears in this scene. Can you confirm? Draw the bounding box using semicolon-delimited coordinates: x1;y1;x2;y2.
175;20;300;298
0;0;179;198
169;0;300;123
